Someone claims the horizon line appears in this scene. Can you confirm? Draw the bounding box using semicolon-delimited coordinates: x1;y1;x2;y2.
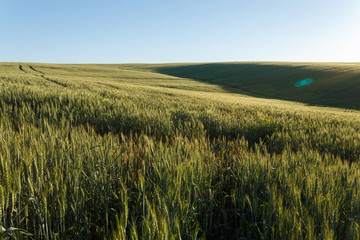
1;60;360;65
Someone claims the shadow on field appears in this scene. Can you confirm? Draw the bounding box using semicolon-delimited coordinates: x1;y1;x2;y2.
154;63;360;110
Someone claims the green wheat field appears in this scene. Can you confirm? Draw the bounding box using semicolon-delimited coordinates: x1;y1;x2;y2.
1;62;360;239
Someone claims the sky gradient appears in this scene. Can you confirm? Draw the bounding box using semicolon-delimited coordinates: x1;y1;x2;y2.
1;0;360;63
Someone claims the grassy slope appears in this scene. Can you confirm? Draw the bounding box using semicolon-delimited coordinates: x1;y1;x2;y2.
1;62;360;239
148;62;360;110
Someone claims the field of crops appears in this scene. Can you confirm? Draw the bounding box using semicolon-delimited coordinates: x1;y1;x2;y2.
1;62;360;239
154;62;360;110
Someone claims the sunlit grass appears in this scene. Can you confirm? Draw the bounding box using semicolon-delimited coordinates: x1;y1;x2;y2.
0;62;360;239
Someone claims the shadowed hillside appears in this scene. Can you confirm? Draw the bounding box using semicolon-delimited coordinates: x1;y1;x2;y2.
151;62;360;110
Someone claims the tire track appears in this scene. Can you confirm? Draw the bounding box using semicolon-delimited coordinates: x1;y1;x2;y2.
28;65;68;87
29;65;44;75
19;65;25;72
98;82;121;90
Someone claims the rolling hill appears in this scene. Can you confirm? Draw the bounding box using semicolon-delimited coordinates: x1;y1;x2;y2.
6;61;360;110
1;62;360;239
149;62;360;110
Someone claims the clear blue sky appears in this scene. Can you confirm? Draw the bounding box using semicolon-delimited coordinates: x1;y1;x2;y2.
1;0;359;63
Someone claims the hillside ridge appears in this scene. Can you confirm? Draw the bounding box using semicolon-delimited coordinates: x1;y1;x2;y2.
148;62;360;110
